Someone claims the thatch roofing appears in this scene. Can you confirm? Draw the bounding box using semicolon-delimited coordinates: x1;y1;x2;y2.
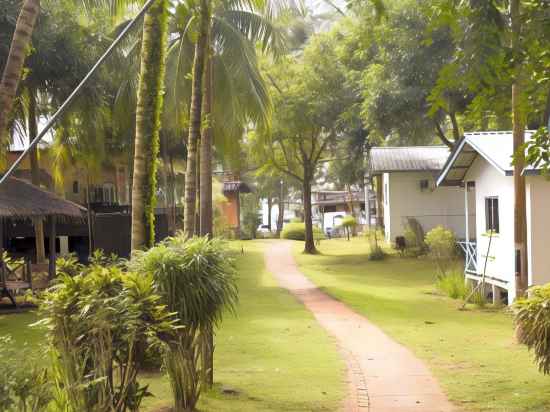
0;177;86;221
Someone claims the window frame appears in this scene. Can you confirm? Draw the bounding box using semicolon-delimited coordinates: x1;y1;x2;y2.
485;196;500;234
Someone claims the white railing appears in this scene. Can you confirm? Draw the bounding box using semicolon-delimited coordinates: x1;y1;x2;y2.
458;241;477;274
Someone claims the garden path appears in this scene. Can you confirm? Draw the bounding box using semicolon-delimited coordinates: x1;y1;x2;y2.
264;240;457;412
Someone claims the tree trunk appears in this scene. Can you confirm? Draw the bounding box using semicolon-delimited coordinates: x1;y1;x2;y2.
267;197;272;231
276;184;285;236
183;0;209;238
303;170;316;254
511;0;528;298
200;46;213;238
130;0;168;250
0;0;40;145
195;137;201;235
27;90;46;263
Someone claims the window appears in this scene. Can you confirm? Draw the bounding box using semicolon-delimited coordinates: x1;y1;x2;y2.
485;197;499;233
72;181;79;194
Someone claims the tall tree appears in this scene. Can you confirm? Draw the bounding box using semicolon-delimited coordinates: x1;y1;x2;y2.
511;0;528;297
183;0;210;237
131;0;169;249
263;32;354;253
0;0;40;149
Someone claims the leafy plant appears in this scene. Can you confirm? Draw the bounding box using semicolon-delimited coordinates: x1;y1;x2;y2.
365;227;385;261
0;336;52;412
1;251;24;272
514;284;550;374
36;265;178;412
339;215;357;241
130;235;238;412
55;253;83;277
281;223;324;241
425;225;457;277
436;270;470;300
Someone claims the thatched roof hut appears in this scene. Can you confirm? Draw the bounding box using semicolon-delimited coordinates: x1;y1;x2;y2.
0;177;86;222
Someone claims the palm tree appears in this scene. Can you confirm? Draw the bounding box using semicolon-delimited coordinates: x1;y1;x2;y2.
130;0;169;250
198;0;284;237
182;0;210;237
0;0;40;149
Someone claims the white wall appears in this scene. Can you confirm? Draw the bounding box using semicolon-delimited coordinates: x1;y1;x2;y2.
465;157;516;298
384;171;474;243
527;176;550;288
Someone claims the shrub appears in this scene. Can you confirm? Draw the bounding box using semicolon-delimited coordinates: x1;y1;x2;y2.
514;284;550;374
425;226;457;277
0;336;51;412
339;215;357;241
55;253;83;277
365;228;385;261
130;235;238;412
37;264;178;412
436;270;470;300
281;223;324;241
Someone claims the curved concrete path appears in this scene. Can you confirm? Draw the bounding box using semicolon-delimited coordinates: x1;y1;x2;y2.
264;241;456;412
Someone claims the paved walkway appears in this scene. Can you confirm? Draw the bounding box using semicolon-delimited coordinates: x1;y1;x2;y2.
264;241;456;412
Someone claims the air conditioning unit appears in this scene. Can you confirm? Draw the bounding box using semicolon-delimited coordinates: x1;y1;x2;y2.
420;179;430;191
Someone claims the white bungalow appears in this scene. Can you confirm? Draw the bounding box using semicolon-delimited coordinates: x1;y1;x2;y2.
369;146;474;243
437;131;550;304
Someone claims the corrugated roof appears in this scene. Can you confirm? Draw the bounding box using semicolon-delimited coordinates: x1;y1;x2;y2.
370;146;450;174
437;130;538;186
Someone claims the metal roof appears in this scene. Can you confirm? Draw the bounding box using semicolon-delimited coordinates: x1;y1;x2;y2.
436;131;538;187
370;146;451;174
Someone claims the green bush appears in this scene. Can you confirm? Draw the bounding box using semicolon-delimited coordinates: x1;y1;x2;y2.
425;225;457;277
281;223;324;241
0;336;51;412
514;284;550;374
130;235;238;412
339;215;357;240
37;264;178;411
365;228;385;261
436;270;470;299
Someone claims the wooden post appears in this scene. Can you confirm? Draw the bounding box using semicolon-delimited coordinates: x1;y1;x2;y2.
464;181;469;242
48;216;56;280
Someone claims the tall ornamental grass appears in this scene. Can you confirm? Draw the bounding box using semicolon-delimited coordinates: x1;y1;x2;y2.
514;284;550;374
37;264;178;412
130;235;238;412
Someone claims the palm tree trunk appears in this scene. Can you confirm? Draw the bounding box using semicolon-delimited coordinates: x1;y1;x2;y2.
183;0;209;237
511;0;528;298
130;0;168;250
27;89;46;263
200;45;213;237
0;0;40;145
199;42;214;388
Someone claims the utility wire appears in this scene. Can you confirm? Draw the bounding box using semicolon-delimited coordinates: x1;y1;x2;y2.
0;0;157;186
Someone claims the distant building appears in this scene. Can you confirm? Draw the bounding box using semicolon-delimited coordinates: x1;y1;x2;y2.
369;146;473;243
311;190;366;230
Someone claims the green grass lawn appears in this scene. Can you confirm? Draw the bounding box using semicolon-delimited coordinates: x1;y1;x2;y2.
293;237;550;412
2;240;344;412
